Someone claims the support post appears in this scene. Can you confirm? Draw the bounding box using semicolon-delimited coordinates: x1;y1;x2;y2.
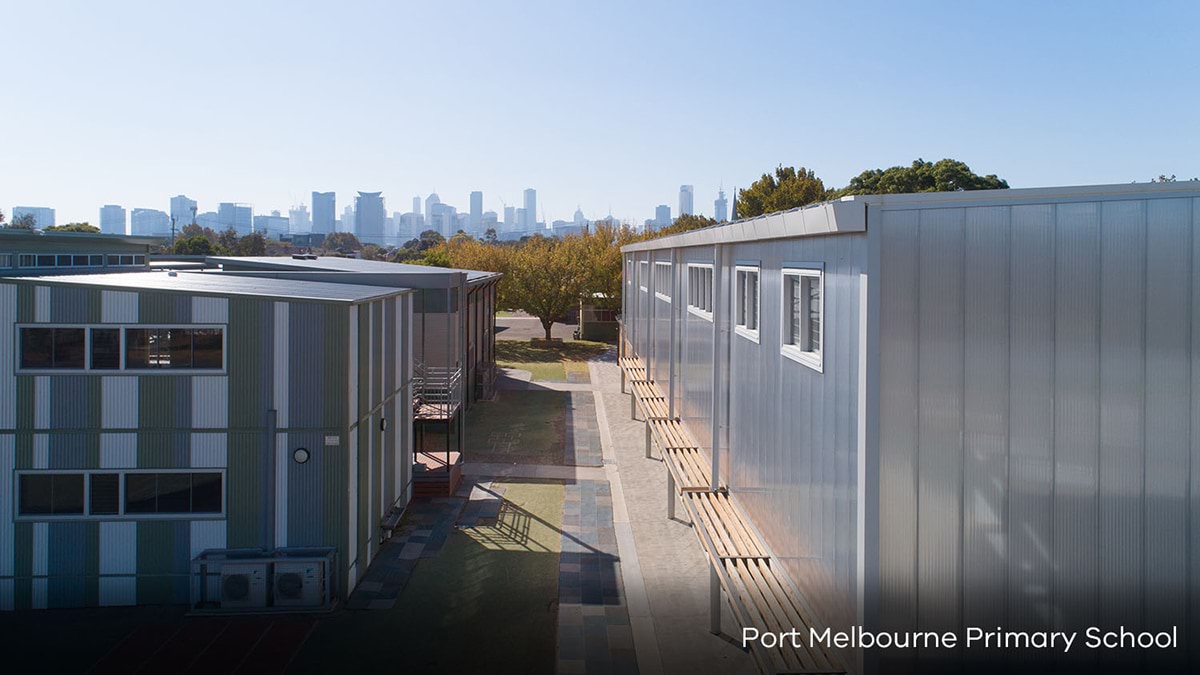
644;420;652;459
710;566;721;635
620;366;626;394
630;390;637;420
667;472;676;520
668;248;677;419
710;245;722;492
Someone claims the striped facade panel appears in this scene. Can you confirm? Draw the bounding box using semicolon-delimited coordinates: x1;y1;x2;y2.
0;434;13;610
0;284;16;430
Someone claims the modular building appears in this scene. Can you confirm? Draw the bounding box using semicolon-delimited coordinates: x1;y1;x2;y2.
621;182;1200;672
208;256;502;495
0;229;161;276
0;271;414;611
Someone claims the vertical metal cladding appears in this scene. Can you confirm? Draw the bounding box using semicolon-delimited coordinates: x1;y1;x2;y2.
874;195;1200;669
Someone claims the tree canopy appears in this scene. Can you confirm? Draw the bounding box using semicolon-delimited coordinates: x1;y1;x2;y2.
837;158;1008;196
736;166;828;219
46;222;99;233
172;236;214;256
8;213;36;230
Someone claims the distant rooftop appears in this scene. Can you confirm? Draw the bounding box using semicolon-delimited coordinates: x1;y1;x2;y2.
4;270;411;304
208;255;501;283
0;228;162;246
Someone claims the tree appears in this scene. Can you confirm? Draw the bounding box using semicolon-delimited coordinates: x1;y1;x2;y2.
417;229;445;251
323;232;362;252
173;236;214;255
506;235;588;340
236;232;266;256
483;227;498;244
216;227;241;253
46;222;99;233
0;209;5;226
579;220;638;310
651;213;717;238
838;158;1008;196
361;244;387;261
9;213;36;230
736;166;828;219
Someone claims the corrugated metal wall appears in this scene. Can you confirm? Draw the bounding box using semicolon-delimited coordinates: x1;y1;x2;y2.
875;196;1200;670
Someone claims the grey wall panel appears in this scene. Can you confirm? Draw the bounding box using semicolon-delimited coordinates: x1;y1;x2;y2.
877;208;919;661
914;208;964;657
961;206;1010;642
287;431;327;547
1053;201;1101;668
1004;205;1057;662
1143;198;1191;669
1098;200;1146;642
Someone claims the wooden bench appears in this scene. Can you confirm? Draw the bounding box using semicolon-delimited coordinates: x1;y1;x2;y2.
379;503;405;544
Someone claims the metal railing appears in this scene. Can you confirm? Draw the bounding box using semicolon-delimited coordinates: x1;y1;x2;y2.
413;361;463;411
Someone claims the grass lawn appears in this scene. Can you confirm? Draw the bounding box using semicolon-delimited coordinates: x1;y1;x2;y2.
291;480;563;675
495;339;609;383
464;390;568;465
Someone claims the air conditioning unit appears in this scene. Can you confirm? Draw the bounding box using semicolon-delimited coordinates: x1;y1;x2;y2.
220;563;268;608
273;560;325;607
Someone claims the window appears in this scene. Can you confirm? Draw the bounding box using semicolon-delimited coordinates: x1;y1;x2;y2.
125;327;224;370
0;254;11;268
654;261;672;301
16;253;118;269
90;328;121;369
16;470;224;519
20;327;86;369
17;324;224;373
638;261;648;292
18;474;85;515
782;268;823;371
687;263;714;320
126;473;222;515
734;266;760;341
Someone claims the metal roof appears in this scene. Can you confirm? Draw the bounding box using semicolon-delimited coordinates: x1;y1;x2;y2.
622;181;1200;252
0;229;163;246
208;255;501;283
2;270;412;303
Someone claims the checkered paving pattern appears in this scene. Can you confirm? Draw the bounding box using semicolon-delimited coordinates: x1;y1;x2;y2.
557;480;638;675
345;481;502;610
564;392;604;467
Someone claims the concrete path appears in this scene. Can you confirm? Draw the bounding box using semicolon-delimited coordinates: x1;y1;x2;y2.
462;462;608;482
589;356;758;675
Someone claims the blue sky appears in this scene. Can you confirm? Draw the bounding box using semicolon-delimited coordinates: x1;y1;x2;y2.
2;0;1197;226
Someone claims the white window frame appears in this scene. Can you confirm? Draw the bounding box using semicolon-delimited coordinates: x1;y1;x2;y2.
15;323;228;375
734;265;760;343
14;468;227;522
654;261;672;302
780;267;824;372
686;262;714;321
638;260;648;293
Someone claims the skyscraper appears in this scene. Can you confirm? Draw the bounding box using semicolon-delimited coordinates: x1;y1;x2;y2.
217;203;253;235
355;191;386;243
469;191;483;232
425;193;440;226
523;188;537;229
253;211;290;239
714;188;728;222
655;204;671;230
412;196;421;216
289;204;311;233
130;208;170;236
679;185;694;216
99;204;127;235
12;206;55;229
312;191;336;234
341;205;355;233
503;206;515;232
170;194;197;228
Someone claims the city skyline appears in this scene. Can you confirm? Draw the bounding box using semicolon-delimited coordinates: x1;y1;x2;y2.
2;2;1197;225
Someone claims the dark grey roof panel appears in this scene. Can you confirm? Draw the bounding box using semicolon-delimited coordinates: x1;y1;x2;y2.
2;270;411;303
209;255;501;283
